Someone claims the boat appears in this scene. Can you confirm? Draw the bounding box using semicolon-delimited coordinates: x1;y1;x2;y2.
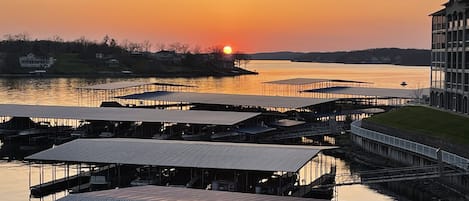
181;132;211;141
151;133;171;140
130;178;159;186
210;130;243;141
0;117;39;136
98;132;114;138
18;124;72;136
130;166;160;186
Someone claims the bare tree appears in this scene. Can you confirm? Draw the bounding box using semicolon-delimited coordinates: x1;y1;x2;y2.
192;45;201;54
50;35;64;42
128;42;143;52
207;45;223;58
102;35;110;46
110;38;117;47
413;82;424;104
15;32;30;41
168;42;181;52
156;43;166;51
3;34;14;41
75;36;91;46
142;40;152;52
179;43;190;54
3;32;30;41
120;39;130;51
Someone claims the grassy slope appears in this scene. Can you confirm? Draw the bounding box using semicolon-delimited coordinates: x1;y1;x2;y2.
366;106;469;145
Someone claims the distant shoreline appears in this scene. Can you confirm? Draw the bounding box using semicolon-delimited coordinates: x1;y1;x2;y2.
249;48;431;67
289;60;429;67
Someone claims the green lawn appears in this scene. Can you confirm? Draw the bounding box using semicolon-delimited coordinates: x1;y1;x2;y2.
366;106;469;145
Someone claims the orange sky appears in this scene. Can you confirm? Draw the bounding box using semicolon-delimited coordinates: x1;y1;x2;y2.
0;0;444;53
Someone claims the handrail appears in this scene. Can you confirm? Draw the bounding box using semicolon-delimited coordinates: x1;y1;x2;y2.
351;121;469;171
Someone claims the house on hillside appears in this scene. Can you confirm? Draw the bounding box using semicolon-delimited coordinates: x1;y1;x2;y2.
105;58;120;67
153;50;183;65
19;53;55;68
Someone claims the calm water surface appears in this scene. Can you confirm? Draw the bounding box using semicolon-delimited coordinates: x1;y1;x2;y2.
0;60;429;201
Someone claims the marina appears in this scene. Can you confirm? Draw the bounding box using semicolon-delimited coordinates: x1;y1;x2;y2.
4;78;428;201
0;60;431;201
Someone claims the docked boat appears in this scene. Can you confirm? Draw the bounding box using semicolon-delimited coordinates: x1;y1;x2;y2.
181;132;211;141
0;117;40;137
98;132;114;138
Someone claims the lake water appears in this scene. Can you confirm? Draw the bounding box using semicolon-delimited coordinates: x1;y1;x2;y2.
0;60;429;201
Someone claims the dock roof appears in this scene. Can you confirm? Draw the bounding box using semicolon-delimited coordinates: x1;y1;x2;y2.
78;81;194;90
304;86;430;98
57;186;328;201
26;138;331;172
264;78;369;85
118;91;337;109
0;104;259;125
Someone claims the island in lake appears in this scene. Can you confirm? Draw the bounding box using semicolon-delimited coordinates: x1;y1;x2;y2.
0;37;255;77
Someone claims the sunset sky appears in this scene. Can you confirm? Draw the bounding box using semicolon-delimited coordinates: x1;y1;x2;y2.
0;0;444;53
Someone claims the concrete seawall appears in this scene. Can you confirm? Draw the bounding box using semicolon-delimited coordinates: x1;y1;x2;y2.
350;121;469;195
361;120;469;159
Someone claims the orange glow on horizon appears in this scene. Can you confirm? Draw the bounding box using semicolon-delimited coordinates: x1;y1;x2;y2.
0;0;445;52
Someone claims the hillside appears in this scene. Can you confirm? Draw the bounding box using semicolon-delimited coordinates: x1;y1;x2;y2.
250;48;430;66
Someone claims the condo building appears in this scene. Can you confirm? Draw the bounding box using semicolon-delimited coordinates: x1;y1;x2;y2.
431;0;469;114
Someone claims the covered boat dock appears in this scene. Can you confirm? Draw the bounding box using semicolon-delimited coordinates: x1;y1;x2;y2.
57;185;328;201
117;91;338;110
262;78;371;97
0;104;261;142
0;104;260;126
26;139;336;198
304;86;430;99
77;81;195;106
304;86;430;105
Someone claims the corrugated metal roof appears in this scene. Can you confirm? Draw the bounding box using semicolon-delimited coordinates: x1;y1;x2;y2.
77;81;194;90
26;138;325;172
305;87;430;98
271;119;306;127
77;81;154;90
0;104;260;125
57;186;328;201
264;78;369;85
264;78;330;85
118;91;337;109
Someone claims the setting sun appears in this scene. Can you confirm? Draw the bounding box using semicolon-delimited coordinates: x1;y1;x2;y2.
223;46;233;54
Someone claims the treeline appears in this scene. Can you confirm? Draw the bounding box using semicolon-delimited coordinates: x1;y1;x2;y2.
0;34;251;75
250;48;431;66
